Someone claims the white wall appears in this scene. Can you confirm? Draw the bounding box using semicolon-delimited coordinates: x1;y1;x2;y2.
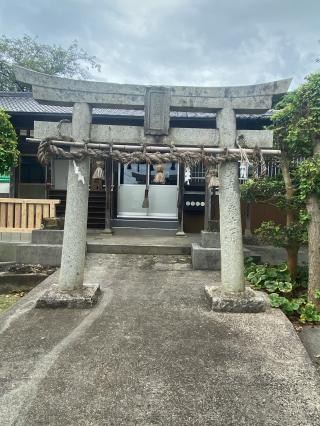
53;160;69;190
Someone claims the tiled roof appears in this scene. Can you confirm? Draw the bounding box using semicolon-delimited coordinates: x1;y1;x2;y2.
0;91;144;117
0;91;271;120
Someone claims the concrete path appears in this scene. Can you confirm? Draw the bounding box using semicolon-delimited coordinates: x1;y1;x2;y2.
0;254;319;425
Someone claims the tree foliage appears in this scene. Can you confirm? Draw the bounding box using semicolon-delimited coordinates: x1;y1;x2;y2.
296;155;320;201
241;176;287;208
0;34;101;91
271;73;320;158
0;109;19;174
255;219;308;249
242;72;320;304
241;174;307;248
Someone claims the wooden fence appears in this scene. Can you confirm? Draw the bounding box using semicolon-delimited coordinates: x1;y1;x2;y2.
0;198;60;232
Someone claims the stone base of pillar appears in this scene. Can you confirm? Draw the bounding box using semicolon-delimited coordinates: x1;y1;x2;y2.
244;228;252;238
204;286;267;313
176;231;186;237
36;284;101;309
191;243;221;270
102;228;113;234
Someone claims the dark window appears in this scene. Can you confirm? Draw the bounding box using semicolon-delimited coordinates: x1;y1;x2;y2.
120;163;147;185
20;156;45;183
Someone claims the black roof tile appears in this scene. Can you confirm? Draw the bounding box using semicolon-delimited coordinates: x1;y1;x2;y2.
0;91;271;120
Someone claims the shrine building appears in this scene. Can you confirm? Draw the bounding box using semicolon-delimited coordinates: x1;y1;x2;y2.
0;91;284;235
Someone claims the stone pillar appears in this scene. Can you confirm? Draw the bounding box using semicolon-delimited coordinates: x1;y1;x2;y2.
204;108;265;312
191;170;221;271
176;164;186;236
58;103;92;291
204;174;211;232
217;107;245;293
104;158;113;234
244;203;252;238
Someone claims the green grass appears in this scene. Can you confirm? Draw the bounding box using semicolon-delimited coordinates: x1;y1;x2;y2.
0;294;23;314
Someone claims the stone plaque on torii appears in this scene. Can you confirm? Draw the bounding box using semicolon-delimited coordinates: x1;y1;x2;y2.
13;66;291;310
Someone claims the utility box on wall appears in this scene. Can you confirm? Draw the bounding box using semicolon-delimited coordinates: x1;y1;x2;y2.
0;175;10;197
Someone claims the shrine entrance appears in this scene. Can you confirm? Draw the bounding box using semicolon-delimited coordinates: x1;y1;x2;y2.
13;65;291;309
117;162;179;219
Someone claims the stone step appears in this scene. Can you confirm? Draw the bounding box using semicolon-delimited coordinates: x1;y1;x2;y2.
0;241;22;262
32;229;64;245
87;242;190;255
112;218;179;230
112;227;178;237
16;238;192;264
32;228;179;244
16;244;62;267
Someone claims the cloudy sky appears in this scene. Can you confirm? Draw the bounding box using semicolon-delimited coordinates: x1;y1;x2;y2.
0;0;319;89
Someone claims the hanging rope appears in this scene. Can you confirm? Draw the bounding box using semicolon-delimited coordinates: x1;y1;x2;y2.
252;146;267;178
37;135;245;167
37;122;271;177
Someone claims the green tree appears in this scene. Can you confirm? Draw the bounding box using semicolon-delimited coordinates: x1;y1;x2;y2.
283;73;320;308
242;72;320;307
241;175;307;279
0;34;101;91
0;109;19;174
242;92;309;279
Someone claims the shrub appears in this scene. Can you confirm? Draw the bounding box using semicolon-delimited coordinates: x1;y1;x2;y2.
244;258;320;323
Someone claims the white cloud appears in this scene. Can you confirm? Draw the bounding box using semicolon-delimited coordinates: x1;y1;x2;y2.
0;0;319;88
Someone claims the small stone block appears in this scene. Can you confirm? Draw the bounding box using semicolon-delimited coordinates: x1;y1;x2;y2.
201;231;220;248
144;86;170;136
204;286;267;313
36;284;101;308
191;243;221;270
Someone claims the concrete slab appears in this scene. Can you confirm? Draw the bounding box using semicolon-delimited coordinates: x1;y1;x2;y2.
246;244;308;265
88;242;191;255
0;253;319;425
87;233;199;256
299;326;320;368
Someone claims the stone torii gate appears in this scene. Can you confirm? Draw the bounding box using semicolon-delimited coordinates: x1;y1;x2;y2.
14;66;291;310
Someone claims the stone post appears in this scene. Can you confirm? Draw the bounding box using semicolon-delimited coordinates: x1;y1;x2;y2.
58;102;92;291
191;169;221;271
204;108;265;312
104;158;113;234
244;203;253;238
36;102;101;307
176;164;186;236
216;107;245;293
204;174;211;232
